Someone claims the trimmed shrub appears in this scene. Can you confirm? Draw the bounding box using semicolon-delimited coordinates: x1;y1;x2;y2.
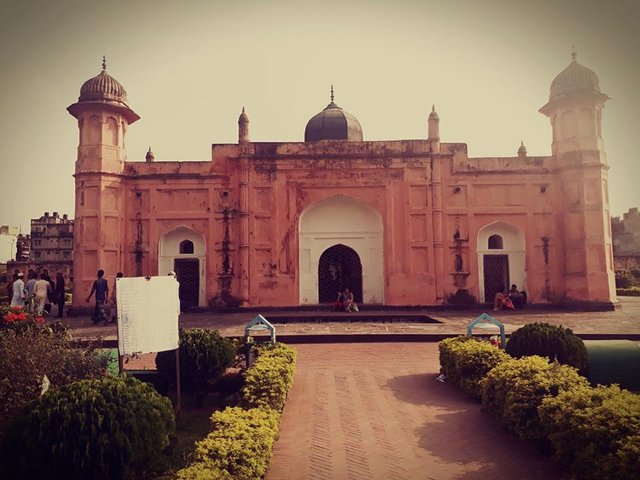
538;384;640;480
480;355;589;444
438;336;509;399
0;375;175;480
242;342;297;411
156;328;236;401
176;407;280;480
0;325;108;430
505;322;588;373
615;272;634;289
617;287;640;296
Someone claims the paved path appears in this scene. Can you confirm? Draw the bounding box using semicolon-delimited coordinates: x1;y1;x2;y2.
267;343;567;480
69;297;640;342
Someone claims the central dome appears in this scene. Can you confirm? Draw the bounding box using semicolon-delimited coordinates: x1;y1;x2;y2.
304;89;363;142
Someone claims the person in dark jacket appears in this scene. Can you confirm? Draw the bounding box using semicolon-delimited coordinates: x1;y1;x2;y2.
55;271;66;318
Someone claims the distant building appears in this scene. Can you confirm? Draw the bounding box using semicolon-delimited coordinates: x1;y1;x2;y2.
30;212;74;263
16;234;31;261
612;208;640;272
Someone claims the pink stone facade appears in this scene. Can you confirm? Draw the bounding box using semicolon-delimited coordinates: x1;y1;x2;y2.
68;55;617;308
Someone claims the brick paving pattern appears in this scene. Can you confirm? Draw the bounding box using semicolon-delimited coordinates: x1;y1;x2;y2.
267;343;567;480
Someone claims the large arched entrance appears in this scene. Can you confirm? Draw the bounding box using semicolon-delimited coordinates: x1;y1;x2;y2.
299;195;384;305
159;226;206;308
477;222;526;302
318;244;363;303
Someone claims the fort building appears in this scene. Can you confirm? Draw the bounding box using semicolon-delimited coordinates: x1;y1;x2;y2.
68;52;616;308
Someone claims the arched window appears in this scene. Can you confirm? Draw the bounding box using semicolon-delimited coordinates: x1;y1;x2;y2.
179;239;194;254
488;234;503;250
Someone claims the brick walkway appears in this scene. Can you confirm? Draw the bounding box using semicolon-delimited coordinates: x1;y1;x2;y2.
267;343;567;480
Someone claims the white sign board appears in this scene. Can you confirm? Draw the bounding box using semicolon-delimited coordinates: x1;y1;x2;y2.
116;276;180;355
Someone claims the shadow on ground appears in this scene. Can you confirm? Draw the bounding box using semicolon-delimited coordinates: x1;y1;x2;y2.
386;373;568;480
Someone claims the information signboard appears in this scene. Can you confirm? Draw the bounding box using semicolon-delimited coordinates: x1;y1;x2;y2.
116;275;180;355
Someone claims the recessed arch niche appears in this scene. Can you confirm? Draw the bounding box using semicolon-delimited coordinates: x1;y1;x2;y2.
299;195;384;305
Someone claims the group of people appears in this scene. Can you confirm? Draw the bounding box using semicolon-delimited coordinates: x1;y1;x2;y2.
86;269;123;324
7;269;66;317
334;288;359;312
494;284;526;311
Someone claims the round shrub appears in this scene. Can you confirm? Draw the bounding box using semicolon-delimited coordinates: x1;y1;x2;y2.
480;355;589;444
438;336;509;400
506;322;588;373
156;328;236;401
538;384;640;480
0;375;175;480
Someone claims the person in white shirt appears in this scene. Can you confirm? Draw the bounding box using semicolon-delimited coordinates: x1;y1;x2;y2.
34;273;53;316
10;272;26;307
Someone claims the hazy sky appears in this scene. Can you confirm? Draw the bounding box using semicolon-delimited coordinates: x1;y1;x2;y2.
1;0;639;261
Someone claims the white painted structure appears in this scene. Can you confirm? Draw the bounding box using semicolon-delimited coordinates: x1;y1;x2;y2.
298;195;384;304
158;226;206;307
477;221;526;301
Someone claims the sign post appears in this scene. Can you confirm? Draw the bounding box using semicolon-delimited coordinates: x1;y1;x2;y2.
116;275;181;413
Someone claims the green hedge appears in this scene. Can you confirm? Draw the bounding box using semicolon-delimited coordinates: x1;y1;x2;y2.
538;384;640;480
617;287;640;296
480;355;589;444
242;343;297;411
177;342;297;479
1;375;175;480
177;407;280;480
438;336;508;400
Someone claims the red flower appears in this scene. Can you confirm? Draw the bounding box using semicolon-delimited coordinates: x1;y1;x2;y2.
16;313;27;321
35;316;45;325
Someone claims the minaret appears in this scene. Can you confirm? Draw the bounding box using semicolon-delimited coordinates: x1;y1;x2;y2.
539;49;615;303
238;107;250;144
67;57;139;309
428;105;440;153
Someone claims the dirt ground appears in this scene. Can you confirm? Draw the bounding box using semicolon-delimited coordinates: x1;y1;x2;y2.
267;343;567;480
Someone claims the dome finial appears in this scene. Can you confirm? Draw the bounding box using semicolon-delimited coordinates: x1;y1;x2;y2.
102;55;107;72
571;46;577;62
330;84;334;103
146;146;155;162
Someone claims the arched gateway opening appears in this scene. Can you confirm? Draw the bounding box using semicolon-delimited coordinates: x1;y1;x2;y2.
299;195;384;305
477;222;526;303
318;244;363;303
159;226;206;308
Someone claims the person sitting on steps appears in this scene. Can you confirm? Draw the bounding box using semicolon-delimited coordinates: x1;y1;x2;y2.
343;288;359;312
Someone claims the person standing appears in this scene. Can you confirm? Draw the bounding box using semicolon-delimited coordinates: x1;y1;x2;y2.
41;269;55;316
86;269;109;324
25;271;37;313
54;271;66;318
10;272;25;307
110;272;123;323
33;273;52;316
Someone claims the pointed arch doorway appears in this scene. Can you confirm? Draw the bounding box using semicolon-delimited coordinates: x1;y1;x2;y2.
318;244;363;303
298;195;384;305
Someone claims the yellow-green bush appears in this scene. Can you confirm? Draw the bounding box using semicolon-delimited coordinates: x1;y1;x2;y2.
177;342;297;478
538;384;640;480
480;355;589;444
438;336;509;400
242;343;296;412
177;407;280;480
